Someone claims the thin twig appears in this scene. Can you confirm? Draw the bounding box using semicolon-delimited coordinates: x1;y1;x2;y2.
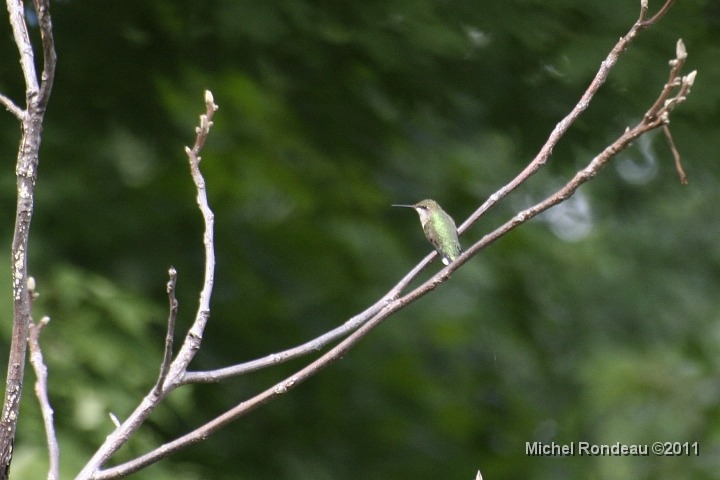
164;90;218;383
0;93;23;120
639;0;676;29
154;267;178;395
32;0;56;111
663;124;687;184
182;298;387;384
644;39;693;185
29;316;59;480
645;39;687;121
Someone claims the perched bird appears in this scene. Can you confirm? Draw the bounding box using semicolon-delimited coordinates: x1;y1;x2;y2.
393;199;462;265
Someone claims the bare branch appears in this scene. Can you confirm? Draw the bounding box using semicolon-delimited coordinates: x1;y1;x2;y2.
76;92;219;480
154;268;178;395
163;90;218;383
450;49;694;274
0;1;57;475
29;316;59;480
663;125;687;184
181;247;437;385
645;39;687;121
5;0;39;100
94;297;398;479
182;298;387;384
0;93;23;120
458;0;675;237
95;37;695;477
642;39;694;185
638;0;676;30
81;5;690;478
76;390;161;478
32;0;57;111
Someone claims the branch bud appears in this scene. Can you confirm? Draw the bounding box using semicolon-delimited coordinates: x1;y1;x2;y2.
204;90;218;112
676;39;687;61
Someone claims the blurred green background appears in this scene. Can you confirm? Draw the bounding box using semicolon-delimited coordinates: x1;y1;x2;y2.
0;0;718;478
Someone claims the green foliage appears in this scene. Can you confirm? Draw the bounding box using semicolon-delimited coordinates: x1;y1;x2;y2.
0;0;717;478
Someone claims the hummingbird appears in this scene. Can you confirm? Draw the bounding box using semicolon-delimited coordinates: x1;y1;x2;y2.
393;199;462;265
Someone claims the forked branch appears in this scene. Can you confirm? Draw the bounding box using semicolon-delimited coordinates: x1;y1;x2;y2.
88;2;692;478
76;92;219;480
